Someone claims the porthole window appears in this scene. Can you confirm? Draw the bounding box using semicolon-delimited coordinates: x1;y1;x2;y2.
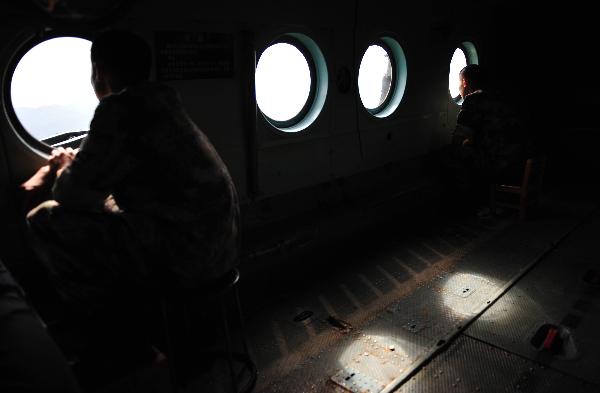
448;41;479;104
255;42;312;123
9;37;96;147
358;44;393;112
255;33;328;132
357;37;407;118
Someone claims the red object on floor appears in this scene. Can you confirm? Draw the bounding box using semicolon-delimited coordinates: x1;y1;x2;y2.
542;327;558;350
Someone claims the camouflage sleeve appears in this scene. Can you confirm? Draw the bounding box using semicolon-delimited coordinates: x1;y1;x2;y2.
452;123;475;145
52;96;138;211
452;107;475;145
454;96;487;145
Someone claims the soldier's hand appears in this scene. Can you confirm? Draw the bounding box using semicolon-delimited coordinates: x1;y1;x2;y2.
48;147;76;175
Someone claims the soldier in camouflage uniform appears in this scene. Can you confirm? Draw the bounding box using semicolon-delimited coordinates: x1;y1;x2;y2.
443;64;527;213
25;30;240;313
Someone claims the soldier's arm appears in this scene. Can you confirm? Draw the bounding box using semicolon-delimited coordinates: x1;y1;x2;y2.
53;96;131;211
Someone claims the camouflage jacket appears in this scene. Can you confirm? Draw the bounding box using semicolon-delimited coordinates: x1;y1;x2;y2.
452;90;525;174
52;82;240;286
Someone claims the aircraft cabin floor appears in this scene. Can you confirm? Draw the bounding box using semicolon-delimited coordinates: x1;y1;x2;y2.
90;188;600;393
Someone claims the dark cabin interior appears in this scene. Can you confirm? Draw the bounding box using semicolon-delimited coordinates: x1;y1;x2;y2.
0;1;599;392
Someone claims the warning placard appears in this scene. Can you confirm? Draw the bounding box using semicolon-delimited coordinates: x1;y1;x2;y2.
155;31;234;80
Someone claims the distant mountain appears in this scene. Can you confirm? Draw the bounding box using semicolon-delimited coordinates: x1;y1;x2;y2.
14;104;96;140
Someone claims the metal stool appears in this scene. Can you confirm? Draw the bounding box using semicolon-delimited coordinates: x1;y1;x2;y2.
159;268;257;393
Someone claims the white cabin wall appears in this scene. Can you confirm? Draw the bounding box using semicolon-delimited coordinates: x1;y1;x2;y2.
124;1;358;199
0;0;508;267
125;0;465;198
0;0;499;202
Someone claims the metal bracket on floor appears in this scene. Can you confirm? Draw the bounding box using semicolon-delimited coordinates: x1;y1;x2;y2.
331;367;385;393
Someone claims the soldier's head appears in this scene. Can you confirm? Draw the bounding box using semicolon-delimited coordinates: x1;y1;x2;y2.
90;29;152;99
458;64;485;99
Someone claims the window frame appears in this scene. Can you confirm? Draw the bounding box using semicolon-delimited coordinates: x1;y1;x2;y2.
256;36;317;130
254;32;329;134
358;40;397;116
3;31;95;152
356;35;407;120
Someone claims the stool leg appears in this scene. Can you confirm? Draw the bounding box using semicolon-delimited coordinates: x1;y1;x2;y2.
180;301;192;383
220;296;237;393
489;184;497;216
160;299;178;393
519;189;529;221
234;286;257;393
234;286;251;358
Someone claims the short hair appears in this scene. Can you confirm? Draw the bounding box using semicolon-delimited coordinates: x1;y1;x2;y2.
459;64;486;90
91;29;152;90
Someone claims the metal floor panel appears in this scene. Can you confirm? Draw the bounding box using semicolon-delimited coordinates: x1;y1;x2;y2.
467;211;600;385
248;200;596;393
396;335;597;393
257;315;438;393
250;217;507;393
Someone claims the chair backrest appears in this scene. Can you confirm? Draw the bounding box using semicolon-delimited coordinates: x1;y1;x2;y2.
520;156;547;196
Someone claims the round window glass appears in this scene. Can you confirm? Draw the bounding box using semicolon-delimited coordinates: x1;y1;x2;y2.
10;37;97;145
448;47;467;100
358;44;394;112
255;42;312;124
